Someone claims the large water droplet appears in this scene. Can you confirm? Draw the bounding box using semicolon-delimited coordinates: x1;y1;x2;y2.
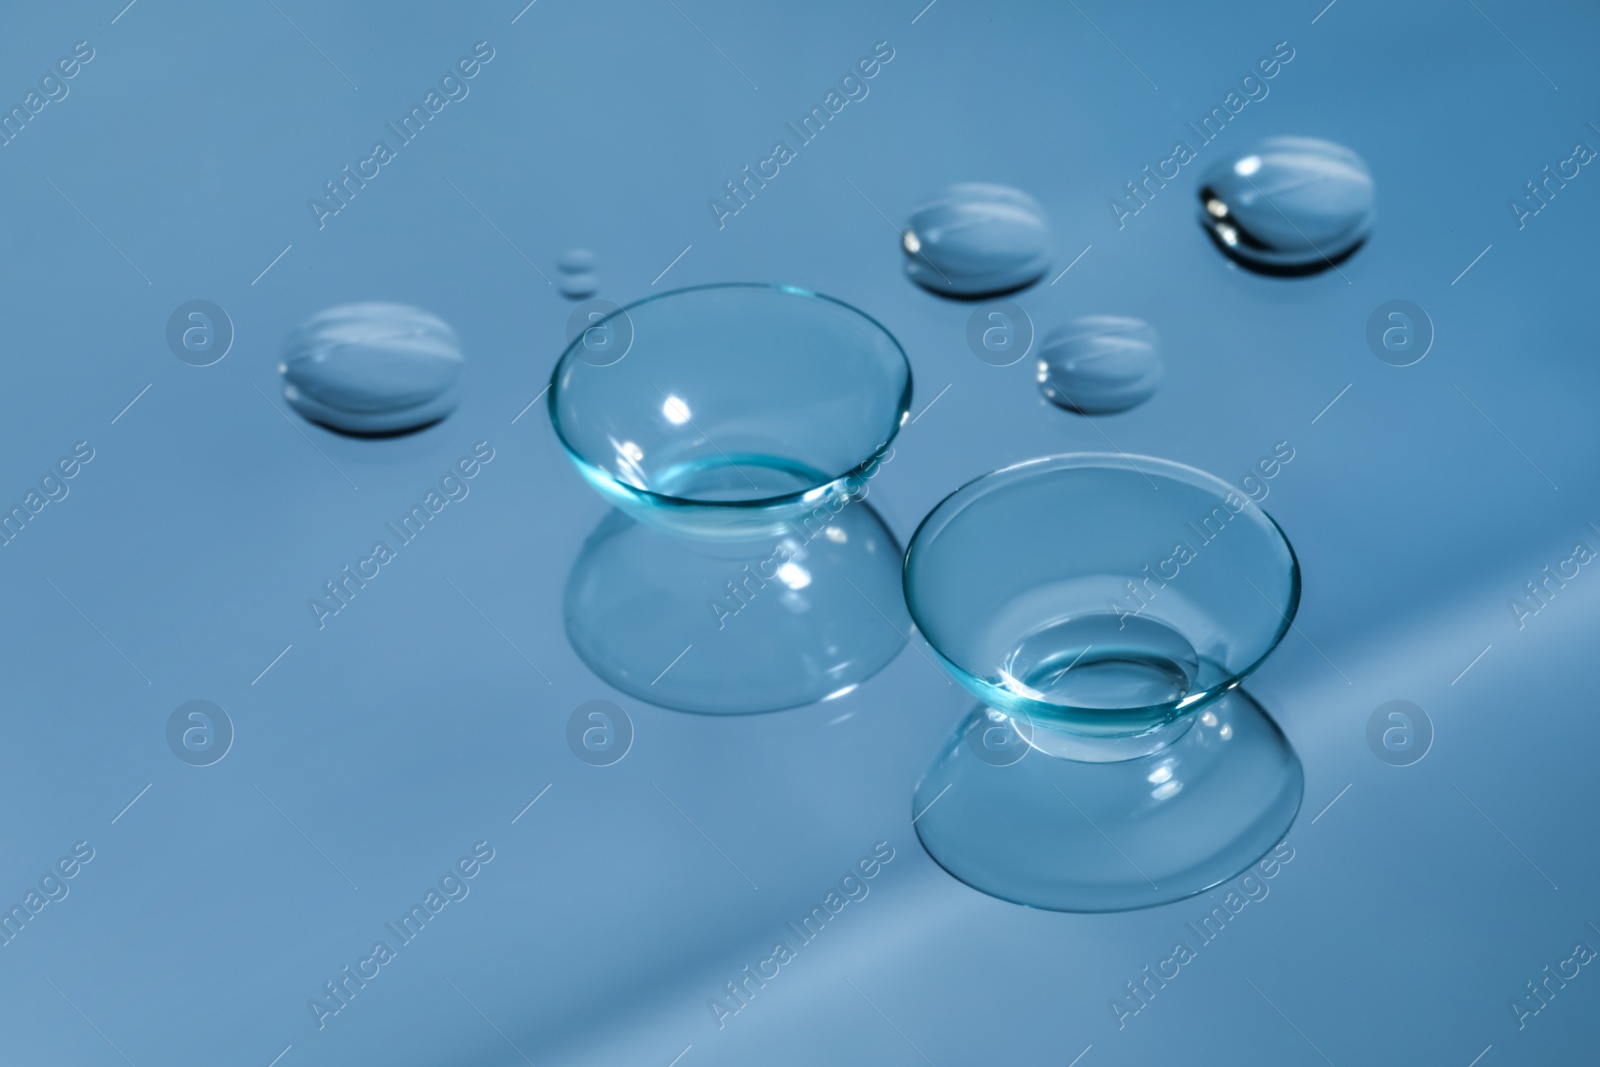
1037;317;1162;414
1197;137;1374;275
280;302;463;435
902;183;1051;297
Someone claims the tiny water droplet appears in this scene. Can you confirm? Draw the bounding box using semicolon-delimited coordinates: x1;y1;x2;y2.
558;248;596;272
559;272;599;299
1037;317;1162;415
558;248;598;299
901;183;1051;297
281;302;463;435
1197;137;1374;275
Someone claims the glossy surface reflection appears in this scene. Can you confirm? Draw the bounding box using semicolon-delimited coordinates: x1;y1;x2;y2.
913;691;1303;912
565;497;908;714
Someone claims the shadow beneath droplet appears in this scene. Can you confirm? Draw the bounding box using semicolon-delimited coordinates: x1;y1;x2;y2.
909;275;1046;302
306;417;448;440
1198;214;1367;278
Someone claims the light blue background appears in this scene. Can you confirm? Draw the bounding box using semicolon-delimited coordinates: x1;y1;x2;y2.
1;1;1597;1064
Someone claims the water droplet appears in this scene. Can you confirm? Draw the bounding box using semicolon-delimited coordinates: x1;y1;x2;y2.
901;183;1052;297
558;248;596;272
1197;137;1374;275
558;248;598;299
281;302;463;435
559;272;599;300
1037;317;1162;414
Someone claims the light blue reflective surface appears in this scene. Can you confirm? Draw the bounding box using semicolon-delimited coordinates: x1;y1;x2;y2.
914;690;1303;911
1;1;1598;1064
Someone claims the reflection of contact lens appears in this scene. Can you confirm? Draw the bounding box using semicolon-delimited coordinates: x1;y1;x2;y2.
915;691;1302;912
564;500;907;715
963;708;1033;767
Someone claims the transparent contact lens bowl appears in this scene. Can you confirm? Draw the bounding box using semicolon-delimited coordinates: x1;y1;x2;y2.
549;283;912;540
905;453;1304;911
904;453;1300;741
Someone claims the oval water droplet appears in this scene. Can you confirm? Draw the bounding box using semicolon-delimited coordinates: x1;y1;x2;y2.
1037;317;1162;415
281;302;463;435
558;248;597;273
902;183;1051;297
1198;137;1374;275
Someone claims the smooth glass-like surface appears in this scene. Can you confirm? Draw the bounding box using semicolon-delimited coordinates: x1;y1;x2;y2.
280;302;464;435
2;2;1595;1062
1197;136;1375;275
913;691;1303;911
564;499;907;714
901;183;1052;297
1037;316;1163;414
904;453;1299;737
549;284;912;539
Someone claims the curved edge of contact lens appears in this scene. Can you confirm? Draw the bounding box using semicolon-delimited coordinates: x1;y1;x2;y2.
546;282;914;514
901;452;1302;734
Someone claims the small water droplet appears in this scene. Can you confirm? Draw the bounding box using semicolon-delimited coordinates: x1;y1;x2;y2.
901;183;1051;297
281;302;463;435
558;248;596;272
559;272;599;299
558;248;598;299
1037;317;1162;415
1197;137;1374;275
